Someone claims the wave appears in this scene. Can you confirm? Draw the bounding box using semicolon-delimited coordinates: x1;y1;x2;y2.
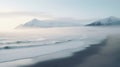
0;39;45;45
0;40;32;44
0;37;106;64
0;39;75;50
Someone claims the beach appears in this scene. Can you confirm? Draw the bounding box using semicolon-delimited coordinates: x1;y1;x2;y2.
0;0;120;67
0;27;120;67
21;34;120;67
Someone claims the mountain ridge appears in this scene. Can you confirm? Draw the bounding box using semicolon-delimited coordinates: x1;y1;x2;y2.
86;16;120;26
16;18;82;28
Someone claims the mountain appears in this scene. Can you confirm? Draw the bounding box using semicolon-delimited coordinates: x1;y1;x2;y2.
86;16;120;26
16;18;82;28
16;19;51;28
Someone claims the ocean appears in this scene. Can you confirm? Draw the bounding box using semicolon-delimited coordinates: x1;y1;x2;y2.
0;26;120;67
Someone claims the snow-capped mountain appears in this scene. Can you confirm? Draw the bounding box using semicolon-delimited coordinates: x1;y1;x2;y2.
16;18;82;28
86;16;120;26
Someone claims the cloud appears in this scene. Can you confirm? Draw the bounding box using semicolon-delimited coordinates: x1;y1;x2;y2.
0;11;96;21
0;12;54;19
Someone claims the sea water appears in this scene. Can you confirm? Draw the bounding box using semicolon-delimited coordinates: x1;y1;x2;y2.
0;26;120;67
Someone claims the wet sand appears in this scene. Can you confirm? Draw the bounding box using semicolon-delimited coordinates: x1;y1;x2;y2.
78;35;120;67
23;35;120;67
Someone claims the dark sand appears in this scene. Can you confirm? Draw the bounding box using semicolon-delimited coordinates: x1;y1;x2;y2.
23;35;120;67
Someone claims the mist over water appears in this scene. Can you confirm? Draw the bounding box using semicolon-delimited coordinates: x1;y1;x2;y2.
0;27;120;47
0;26;120;51
0;26;120;67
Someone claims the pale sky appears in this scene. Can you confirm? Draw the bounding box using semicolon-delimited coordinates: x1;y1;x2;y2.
0;0;120;30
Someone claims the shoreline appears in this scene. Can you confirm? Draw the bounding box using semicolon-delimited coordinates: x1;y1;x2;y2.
1;34;120;67
23;35;120;67
23;38;107;67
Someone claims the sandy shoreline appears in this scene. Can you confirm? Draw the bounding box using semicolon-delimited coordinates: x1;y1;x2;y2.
1;35;120;67
78;35;120;67
22;35;120;67
22;39;107;67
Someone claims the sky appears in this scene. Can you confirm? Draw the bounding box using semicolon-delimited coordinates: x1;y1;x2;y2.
0;0;120;30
